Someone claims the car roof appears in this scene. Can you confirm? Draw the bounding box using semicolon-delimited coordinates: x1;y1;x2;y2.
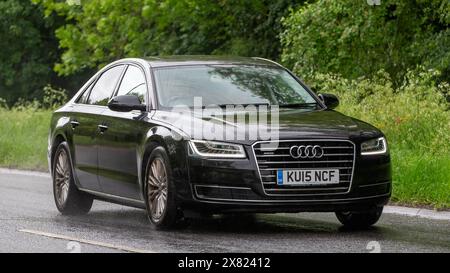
143;55;281;68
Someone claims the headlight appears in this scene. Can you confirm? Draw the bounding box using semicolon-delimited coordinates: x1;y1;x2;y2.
189;140;246;158
361;137;388;155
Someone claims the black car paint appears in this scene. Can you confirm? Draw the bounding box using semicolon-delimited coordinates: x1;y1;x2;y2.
48;57;391;214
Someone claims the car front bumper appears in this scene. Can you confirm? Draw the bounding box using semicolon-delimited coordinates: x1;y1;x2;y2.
183;192;390;214
178;142;392;213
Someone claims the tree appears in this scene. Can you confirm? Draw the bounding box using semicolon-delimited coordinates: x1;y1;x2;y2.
0;0;60;104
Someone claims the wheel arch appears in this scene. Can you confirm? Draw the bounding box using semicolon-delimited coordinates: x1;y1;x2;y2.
50;133;68;172
138;125;189;201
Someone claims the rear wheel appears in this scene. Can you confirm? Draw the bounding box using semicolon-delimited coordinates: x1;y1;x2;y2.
144;146;182;229
53;142;93;215
335;207;383;229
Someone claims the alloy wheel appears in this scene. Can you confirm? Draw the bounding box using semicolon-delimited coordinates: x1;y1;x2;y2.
147;158;168;222
54;149;70;206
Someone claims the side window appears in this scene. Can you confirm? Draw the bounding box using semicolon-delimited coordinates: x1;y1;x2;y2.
76;82;94;104
116;65;147;104
87;65;125;106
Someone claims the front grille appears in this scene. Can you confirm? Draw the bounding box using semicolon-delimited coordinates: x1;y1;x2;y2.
253;140;355;196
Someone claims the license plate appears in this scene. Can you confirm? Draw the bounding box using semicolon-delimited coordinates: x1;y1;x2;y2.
276;169;340;186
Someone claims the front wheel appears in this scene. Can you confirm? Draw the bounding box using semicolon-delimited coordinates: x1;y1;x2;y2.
335;207;383;229
144;146;182;229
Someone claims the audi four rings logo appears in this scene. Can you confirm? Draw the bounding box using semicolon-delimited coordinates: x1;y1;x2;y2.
289;145;324;159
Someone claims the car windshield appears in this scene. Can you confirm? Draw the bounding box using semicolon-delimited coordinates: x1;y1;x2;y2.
153;65;318;108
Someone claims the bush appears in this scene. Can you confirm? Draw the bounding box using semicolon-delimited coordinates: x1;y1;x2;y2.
42;84;68;109
12;98;42;111
281;0;450;84
0;98;8;109
307;69;450;153
4;84;68;110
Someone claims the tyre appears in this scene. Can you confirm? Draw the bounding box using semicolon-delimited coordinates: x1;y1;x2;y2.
144;146;182;229
335;206;383;229
52;142;93;215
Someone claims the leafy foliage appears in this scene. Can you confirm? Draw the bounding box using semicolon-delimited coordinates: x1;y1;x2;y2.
281;0;450;84
42;84;68;109
35;0;299;75
0;98;8;109
0;0;60;104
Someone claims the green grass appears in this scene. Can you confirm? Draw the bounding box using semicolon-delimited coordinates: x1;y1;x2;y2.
0;109;51;171
391;150;450;209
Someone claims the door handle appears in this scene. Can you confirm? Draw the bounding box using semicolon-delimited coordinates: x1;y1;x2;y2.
70;120;80;129
98;124;108;133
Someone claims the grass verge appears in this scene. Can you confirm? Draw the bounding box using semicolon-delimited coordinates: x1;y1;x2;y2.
0;109;51;171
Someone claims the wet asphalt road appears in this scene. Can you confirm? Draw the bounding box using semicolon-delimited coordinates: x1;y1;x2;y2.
0;171;448;253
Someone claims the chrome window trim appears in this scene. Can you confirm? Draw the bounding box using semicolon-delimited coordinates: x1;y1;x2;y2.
71;59;154;111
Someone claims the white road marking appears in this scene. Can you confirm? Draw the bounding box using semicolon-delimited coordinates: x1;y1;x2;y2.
18;229;155;253
384;206;450;221
0;168;50;178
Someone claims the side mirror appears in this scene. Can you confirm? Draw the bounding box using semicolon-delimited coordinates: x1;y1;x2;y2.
108;95;146;112
318;93;339;109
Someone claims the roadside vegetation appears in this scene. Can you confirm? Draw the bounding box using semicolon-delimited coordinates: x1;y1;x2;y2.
0;86;64;170
306;70;450;208
0;0;448;208
0;107;51;171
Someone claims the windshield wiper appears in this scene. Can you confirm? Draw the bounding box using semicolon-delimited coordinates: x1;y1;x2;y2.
202;103;270;109
200;102;320;109
278;103;320;108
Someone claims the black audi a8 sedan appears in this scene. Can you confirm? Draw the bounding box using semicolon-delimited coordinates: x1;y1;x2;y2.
48;56;391;229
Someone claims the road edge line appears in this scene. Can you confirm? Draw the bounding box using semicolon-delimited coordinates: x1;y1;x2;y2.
0;168;50;178
383;206;450;221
